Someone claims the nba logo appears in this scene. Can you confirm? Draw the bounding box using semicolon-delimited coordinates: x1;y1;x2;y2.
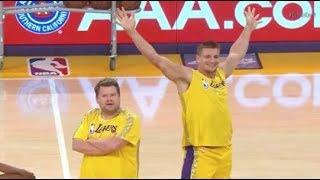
89;124;95;134
28;57;70;77
202;79;209;89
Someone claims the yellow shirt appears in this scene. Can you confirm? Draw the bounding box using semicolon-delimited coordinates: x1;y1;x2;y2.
73;108;141;178
180;68;232;147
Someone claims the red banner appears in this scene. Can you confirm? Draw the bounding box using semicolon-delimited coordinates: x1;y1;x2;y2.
3;1;320;45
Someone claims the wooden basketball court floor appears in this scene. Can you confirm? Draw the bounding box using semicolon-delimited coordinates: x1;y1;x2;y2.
0;53;320;178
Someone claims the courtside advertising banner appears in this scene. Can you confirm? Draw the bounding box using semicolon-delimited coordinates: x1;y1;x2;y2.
3;1;320;44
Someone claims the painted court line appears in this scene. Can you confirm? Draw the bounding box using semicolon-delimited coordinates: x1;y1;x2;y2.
48;78;71;179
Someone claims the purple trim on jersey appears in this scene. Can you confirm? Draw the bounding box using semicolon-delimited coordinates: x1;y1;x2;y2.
181;146;194;179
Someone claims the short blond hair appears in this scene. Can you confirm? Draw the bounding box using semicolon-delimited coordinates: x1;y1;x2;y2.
197;41;220;55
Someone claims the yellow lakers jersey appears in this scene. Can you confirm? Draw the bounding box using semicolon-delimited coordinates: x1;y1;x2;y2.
73;108;141;178
179;68;232;147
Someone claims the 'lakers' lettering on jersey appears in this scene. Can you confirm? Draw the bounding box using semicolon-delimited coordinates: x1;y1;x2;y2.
73;108;141;178
89;123;117;134
180;68;232;147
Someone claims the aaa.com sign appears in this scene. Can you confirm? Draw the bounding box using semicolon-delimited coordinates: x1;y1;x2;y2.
3;1;320;45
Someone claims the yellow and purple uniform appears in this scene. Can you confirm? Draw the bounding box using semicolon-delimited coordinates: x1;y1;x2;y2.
73;108;140;178
179;68;232;178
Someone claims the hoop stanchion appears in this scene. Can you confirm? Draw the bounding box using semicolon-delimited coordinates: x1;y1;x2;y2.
110;1;117;71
